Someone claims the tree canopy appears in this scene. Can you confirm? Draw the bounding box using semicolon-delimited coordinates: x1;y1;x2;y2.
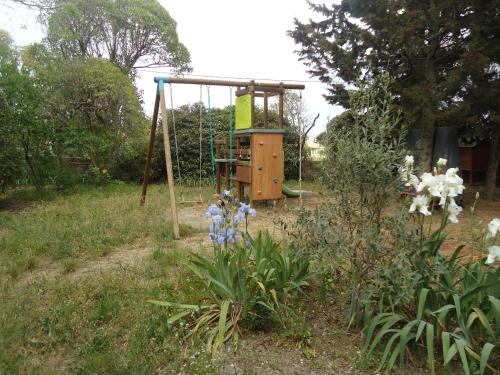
41;0;191;75
290;0;499;197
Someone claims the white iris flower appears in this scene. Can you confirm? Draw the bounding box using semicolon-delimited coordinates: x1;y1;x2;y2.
486;245;500;265
409;195;431;216
447;199;462;224
487;218;500;239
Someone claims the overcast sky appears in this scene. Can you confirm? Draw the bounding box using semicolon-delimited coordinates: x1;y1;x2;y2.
0;0;343;138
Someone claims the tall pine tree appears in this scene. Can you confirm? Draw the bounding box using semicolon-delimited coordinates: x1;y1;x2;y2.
290;0;497;182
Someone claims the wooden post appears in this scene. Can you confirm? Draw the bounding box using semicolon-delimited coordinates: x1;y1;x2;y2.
249;80;255;128
264;92;268;128
159;81;180;239
140;93;160;205
278;83;284;128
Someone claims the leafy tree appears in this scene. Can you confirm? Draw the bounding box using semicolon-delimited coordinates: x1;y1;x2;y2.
0;30;54;191
289;1;479;173
0;31;24;191
40;0;191;75
22;44;147;183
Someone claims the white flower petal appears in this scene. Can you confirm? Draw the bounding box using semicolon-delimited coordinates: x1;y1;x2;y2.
486;246;500;265
487;218;500;239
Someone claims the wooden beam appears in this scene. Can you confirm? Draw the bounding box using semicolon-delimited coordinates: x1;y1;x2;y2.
154;76;305;90
159;87;180;239
140;93;160;204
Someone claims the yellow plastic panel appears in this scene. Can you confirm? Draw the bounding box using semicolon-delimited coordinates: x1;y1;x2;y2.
235;94;252;129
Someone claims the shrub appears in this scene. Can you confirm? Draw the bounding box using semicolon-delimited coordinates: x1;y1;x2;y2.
284;74;408;319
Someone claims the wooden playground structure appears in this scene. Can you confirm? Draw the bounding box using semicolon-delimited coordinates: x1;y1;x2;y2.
140;76;305;239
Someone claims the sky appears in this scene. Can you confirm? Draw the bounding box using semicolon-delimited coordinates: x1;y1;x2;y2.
0;0;343;138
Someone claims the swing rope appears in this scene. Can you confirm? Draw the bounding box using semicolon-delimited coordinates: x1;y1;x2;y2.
298;90;303;205
228;87;234;191
198;85;203;189
207;86;216;192
169;83;182;183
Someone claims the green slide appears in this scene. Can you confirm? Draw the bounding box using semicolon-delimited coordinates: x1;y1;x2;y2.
282;183;307;198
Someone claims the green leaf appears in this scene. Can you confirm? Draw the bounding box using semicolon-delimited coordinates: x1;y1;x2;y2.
442;332;458;366
376;331;400;373
398;320;420;366
147;300;209;310
432;304;455;329
366;314;405;355
488;296;500;337
167;310;192;323
417;288;430;320
214;300;230;352
471;308;494;338
416;320;427;341
455;339;471;375
479;342;495;375
426;323;435;375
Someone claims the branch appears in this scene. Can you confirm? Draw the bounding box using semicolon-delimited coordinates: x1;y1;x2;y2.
1;0;55;10
131;61;172;69
300;113;320;153
304;113;320;138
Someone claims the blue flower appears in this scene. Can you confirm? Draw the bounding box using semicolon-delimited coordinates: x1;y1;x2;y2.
249;208;256;218
239;202;250;213
238;202;257;218
234;211;245;224
206;204;221;217
222;190;231;198
213;214;225;226
226;227;237;243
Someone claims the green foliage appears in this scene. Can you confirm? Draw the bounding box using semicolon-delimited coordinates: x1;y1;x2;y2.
1;28;150;191
363;237;500;374
289;0;499;171
149;230;311;353
286;75;407;320
42;0;191;74
0;30;55;191
22;43;148;187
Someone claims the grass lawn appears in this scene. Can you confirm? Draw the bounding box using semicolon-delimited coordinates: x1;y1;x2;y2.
0;183;206;279
0;182;388;374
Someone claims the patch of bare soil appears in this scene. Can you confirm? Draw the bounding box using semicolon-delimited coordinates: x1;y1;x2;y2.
0;198;35;213
218;298;427;375
435;189;500;257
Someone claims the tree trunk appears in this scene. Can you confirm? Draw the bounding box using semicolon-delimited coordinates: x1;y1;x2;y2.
21;138;42;191
485;120;499;200
418;66;436;173
418;105;434;173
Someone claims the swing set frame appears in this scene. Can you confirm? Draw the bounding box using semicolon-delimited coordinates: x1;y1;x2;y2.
140;76;304;239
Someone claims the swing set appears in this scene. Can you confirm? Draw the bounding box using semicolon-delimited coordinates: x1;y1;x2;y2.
140;76;305;239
